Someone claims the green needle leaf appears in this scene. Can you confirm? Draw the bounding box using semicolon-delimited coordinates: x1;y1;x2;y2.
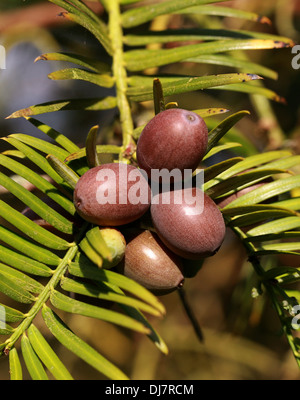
0;303;25;323
85;227;113;263
0;323;14;336
48;68;114;88
0;171;74;234
65;144;122;163
9;348;23;380
0;200;71;251
2;137;71;189
8;134;70;161
60;277;164;318
86;125;101;168
247;216;300;237
21;333;49;380
42;305;129;380
0;272;35;304
36;52;111;74
68;259;165;316
0;263;44;295
127;73;262;102
208;168;287;199
6;97;117;119
0;228;59;269
121;0;228;28
25;117;80;154
206;110;250;154
177;5;272;24
223;175;300;208
46;154;80;189
0;154;75;216
27;324;73;380
50;290;151;335
125;39;288;71
79;237;103;268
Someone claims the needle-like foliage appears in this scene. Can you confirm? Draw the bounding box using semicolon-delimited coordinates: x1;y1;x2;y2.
0;0;299;379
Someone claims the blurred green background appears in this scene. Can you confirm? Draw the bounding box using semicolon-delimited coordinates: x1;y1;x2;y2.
0;0;300;380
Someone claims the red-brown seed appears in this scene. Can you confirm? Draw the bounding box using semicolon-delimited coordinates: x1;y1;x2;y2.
136;108;208;179
73;163;151;226
151;187;226;259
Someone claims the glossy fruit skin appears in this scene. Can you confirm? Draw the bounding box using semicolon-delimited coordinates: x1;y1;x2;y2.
136;108;208;179
119;230;184;295
151;187;226;259
74;163;151;226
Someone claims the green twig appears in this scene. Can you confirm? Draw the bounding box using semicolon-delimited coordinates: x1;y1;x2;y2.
107;1;135;160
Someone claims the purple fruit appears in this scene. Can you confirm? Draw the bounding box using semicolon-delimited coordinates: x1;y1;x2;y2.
119;230;184;295
136;108;208;179
151;187;226;259
74;163;151;226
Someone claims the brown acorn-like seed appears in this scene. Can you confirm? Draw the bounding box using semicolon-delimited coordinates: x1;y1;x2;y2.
119;230;184;295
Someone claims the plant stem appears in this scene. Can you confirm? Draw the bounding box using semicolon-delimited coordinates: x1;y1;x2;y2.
107;0;135;160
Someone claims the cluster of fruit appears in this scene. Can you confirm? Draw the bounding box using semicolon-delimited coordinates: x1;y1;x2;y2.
74;108;226;295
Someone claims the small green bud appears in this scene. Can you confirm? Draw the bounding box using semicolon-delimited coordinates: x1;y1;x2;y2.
100;228;126;269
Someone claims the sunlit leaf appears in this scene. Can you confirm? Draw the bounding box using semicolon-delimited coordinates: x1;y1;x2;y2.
25;117;80;154
0;303;25;323
203;157;244;182
9;348;23;380
122;0;232;28
125;39;289;71
0;200;71;251
42;306;129;380
204;150;292;191
208;168;288;199
203;143;243;161
65;144;122;163
127;73;262;101
50;290;151;334
223;175;300;208
46;154;79;190
177;5;272;24
60;276;164;318
6;97;117;119
68;259;165;315
229;209;296;228
247;216;300;237
8;134;70;161
0;154;75;216
36;52;110;74
211;82;286;103
49;68;114;88
27;324;73;380
21;333;49;380
0;263;44;294
0;172;74;234
0;228;59;269
0;272;35;304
